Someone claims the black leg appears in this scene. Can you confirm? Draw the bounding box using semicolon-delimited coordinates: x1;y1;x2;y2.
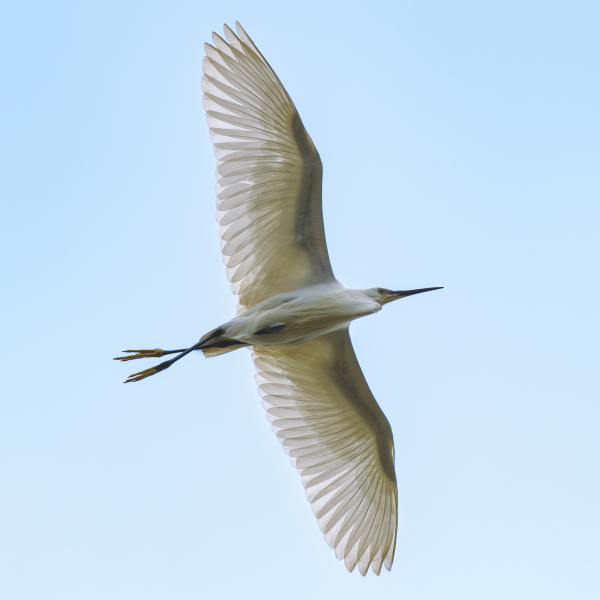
118;327;229;383
122;339;206;383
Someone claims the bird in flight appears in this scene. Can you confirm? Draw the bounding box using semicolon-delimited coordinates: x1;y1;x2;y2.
115;22;442;575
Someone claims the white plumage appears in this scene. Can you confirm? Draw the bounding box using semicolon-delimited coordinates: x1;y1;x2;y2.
116;21;442;576
254;331;397;575
202;23;332;314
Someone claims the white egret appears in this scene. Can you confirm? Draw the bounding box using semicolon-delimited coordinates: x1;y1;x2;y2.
115;22;442;575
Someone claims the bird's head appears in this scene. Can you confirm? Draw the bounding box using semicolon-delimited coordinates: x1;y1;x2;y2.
369;286;444;306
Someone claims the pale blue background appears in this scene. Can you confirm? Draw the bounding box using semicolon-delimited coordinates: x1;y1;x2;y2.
1;1;598;598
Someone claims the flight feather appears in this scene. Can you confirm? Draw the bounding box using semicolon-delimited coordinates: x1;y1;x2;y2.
253;329;398;575
202;23;336;313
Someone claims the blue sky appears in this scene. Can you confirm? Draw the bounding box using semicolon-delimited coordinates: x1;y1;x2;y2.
1;1;598;598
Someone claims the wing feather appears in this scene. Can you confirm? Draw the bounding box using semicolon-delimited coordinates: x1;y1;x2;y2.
202;23;336;313
253;329;398;574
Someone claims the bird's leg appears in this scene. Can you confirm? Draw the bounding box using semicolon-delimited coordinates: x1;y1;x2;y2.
117;327;227;383
120;342;203;383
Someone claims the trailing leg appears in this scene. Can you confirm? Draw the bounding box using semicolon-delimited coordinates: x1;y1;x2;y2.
114;326;243;382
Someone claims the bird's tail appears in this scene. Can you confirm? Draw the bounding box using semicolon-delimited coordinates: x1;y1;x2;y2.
200;343;248;357
198;326;249;358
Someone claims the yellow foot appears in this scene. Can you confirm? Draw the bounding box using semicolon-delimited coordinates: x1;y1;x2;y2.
113;349;166;362
124;366;160;383
122;357;174;383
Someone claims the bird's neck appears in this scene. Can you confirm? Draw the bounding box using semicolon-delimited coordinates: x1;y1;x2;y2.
340;288;382;317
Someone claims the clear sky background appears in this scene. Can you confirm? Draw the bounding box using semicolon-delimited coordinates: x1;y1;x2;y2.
1;1;598;598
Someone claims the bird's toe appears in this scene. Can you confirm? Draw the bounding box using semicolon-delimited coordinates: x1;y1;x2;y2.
113;349;166;362
124;366;159;383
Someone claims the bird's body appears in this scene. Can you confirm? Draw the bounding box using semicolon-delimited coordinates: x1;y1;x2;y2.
116;22;442;576
210;284;380;349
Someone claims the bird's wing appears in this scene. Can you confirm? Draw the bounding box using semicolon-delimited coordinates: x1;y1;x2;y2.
202;23;336;314
253;329;398;575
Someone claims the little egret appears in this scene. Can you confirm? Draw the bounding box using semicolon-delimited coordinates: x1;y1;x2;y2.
115;22;442;575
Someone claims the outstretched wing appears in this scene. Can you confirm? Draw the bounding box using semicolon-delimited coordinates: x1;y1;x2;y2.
253;329;398;575
202;23;336;313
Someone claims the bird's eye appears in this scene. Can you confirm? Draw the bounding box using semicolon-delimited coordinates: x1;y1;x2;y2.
377;288;385;294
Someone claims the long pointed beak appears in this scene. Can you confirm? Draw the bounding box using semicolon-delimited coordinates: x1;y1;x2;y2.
391;287;443;299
